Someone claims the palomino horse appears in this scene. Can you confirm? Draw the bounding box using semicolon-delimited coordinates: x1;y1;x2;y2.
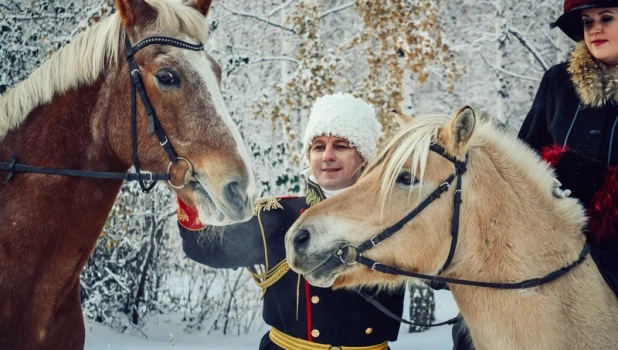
286;107;618;349
0;0;256;348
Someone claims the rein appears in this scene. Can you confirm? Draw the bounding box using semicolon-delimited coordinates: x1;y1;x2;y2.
0;33;204;193
336;144;591;327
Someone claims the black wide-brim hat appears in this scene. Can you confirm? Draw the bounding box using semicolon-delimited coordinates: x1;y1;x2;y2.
552;0;618;41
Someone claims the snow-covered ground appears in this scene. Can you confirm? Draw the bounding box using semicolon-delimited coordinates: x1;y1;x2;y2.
85;290;458;349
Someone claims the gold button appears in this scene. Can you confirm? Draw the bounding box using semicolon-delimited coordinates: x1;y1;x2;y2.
311;295;320;304
365;327;373;334
311;329;320;338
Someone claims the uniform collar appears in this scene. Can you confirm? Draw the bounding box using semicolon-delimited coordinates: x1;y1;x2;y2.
305;178;326;208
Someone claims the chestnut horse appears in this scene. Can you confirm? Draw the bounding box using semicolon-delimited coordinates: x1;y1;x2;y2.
286;107;618;349
0;0;257;348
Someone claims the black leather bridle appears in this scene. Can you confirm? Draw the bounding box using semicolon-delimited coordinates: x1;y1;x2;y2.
0;33;205;193
335;144;591;327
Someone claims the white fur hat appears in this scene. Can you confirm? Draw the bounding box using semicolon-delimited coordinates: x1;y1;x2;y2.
303;93;382;162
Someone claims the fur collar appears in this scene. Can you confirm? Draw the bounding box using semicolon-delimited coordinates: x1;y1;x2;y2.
568;42;618;108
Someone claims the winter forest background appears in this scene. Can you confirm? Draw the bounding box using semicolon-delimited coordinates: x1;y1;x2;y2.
0;0;573;345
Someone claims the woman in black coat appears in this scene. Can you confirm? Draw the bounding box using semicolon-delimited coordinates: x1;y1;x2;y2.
519;0;618;265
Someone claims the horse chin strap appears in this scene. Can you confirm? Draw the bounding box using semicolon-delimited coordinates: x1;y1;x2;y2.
1;32;204;192
339;144;591;327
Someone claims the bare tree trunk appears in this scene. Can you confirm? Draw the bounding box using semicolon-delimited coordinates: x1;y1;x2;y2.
131;202;165;325
408;283;435;333
494;0;509;125
223;270;245;335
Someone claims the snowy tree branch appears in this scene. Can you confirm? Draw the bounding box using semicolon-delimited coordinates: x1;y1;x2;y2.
251;56;298;64
507;26;550;71
218;4;295;34
320;2;354;18
7;14;78;20
480;54;541;82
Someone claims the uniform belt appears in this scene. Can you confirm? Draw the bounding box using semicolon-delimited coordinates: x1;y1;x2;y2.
269;327;388;350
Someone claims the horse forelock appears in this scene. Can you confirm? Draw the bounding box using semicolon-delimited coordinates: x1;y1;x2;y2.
366;115;446;212
0;0;209;142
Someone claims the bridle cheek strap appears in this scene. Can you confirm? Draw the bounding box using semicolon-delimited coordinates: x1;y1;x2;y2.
124;35;203;192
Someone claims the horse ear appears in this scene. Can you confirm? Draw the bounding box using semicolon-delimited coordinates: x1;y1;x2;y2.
390;109;414;126
187;0;213;16
439;106;476;157
115;0;157;30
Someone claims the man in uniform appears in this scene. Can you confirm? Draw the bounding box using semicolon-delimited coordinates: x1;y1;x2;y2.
177;93;405;350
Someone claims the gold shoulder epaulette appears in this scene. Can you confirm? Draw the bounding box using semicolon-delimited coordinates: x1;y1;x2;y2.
253;196;284;215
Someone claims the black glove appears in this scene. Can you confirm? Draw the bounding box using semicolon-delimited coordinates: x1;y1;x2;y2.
553;149;608;207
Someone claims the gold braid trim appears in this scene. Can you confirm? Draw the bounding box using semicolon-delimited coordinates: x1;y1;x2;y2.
248;196;288;299
253;197;284;215
253;196;283;272
269;327;389;350
247;259;290;299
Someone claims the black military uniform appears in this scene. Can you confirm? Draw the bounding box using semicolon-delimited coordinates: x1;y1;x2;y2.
178;179;405;350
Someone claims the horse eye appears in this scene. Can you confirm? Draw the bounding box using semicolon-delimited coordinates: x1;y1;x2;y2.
155;69;180;87
396;171;415;186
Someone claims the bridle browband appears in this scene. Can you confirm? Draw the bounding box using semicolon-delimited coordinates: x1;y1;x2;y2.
0;33;204;193
335;143;591;327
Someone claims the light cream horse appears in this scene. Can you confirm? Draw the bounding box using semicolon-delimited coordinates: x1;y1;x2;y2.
285;107;618;349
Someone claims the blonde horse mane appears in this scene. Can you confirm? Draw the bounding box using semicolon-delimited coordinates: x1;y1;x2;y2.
0;0;209;142
368;114;581;221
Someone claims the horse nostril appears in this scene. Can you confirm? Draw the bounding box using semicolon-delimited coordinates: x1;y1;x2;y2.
293;229;311;250
223;180;249;213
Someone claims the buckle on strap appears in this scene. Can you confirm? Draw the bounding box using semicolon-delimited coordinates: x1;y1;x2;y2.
370;235;380;247
439;182;451;192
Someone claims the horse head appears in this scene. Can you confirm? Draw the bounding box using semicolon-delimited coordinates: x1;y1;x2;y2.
285;106;587;291
108;0;256;224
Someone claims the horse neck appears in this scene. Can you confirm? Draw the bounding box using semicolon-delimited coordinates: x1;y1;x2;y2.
443;147;600;348
0;74;128;248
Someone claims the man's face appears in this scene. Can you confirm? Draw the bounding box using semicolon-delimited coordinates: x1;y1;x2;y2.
309;135;365;191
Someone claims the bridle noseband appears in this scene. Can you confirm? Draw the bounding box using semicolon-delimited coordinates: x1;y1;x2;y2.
1;33;204;193
338;144;591;327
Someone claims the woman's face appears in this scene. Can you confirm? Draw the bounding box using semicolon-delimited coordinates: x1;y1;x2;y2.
309;135;365;191
583;7;618;65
